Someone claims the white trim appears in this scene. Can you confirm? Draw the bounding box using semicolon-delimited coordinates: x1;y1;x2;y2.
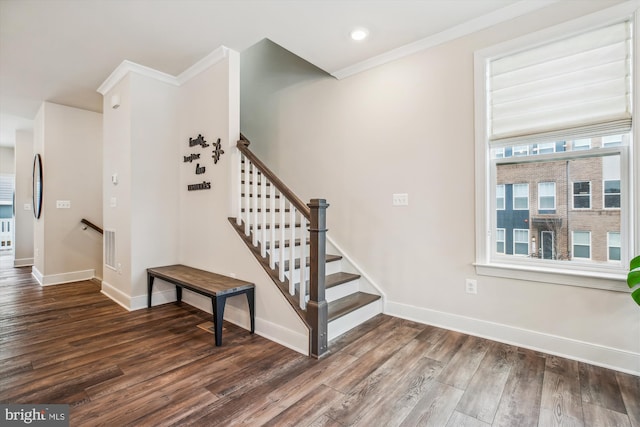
386;300;640;376
97;46;231;95
13;257;33;267
331;0;560;79
31;266;43;285
101;280;134;311
176;46;229;85
32;268;94;286
328;298;383;342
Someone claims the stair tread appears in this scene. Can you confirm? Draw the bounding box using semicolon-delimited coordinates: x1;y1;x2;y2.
328;292;381;322
326;272;360;289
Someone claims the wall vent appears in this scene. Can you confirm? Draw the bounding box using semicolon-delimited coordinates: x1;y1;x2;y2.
104;229;116;270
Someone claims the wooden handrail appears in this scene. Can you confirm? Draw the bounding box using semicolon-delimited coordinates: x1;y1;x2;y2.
81;218;103;235
237;137;311;220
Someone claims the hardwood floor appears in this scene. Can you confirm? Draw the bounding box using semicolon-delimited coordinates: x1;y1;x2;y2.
1;261;638;426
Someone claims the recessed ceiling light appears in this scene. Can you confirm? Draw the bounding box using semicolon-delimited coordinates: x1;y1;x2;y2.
350;28;369;41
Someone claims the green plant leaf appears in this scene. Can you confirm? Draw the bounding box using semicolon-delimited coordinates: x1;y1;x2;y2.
630;255;640;272
628;270;640;289
632;288;640;306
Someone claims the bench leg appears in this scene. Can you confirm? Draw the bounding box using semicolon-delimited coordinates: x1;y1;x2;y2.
246;288;255;334
176;286;182;303
147;275;155;308
212;296;226;347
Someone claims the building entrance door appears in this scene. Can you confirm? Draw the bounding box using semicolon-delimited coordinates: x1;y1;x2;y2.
541;231;554;259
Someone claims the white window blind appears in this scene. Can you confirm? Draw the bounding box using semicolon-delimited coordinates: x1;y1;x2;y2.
489;20;632;145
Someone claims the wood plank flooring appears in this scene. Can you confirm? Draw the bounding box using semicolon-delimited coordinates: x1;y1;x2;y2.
0;261;638;426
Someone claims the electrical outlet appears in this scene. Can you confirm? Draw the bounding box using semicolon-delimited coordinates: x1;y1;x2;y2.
392;193;409;206
465;279;477;294
56;200;71;209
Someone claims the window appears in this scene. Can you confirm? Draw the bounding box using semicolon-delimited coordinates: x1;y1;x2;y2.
572;139;591;151
572;231;591;260
474;5;636;288
604;179;620;208
535;142;556;155
512;145;529;157
496;229;505;254
496;185;505;210
538;182;555;210
573;182;591;209
608;232;621;261
513;229;529;255
513;183;529;210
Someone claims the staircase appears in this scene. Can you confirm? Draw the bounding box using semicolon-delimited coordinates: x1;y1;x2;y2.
229;136;382;358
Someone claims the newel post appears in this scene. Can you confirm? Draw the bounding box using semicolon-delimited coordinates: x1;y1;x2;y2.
306;198;329;358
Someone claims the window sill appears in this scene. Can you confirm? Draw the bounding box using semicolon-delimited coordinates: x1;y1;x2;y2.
474;262;628;292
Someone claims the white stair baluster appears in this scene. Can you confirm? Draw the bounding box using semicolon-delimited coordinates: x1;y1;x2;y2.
252;167;258;246
237;153;242;226
244;161;251;236
288;204;296;296
269;184;276;269
299;216;307;309
279;194;286;282
261;176;267;257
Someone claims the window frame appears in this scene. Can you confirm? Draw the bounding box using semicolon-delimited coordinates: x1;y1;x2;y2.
496;228;506;254
513;229;530;256
572;181;592;210
538;182;556;211
603;179;621;209
473;3;638;291
496;184;505;210
608;231;621;261
512;183;529;210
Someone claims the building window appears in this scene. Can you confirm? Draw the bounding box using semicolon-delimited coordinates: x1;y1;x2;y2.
573;182;591;209
496;185;505;210
513;183;529;210
538;182;555;211
608;232;621;261
496;228;505;254
572;139;591;151
535;142;556;155
572;231;591;260
512;145;529;157
474;6;636;287
604;179;620;209
513;229;529;256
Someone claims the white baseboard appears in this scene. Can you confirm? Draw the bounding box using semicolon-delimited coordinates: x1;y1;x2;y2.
386;300;640;376
13;257;33;267
32;268;95;286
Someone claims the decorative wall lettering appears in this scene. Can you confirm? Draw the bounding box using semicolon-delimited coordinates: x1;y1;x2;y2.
189;134;209;148
188;181;212;191
183;134;223;192
212;138;224;164
183;153;201;163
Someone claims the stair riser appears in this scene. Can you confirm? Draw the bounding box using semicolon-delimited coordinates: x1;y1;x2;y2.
328;299;383;342
326;279;360;303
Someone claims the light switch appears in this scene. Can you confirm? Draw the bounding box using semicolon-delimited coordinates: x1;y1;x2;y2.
110;197;117;208
56;200;71;209
392;193;409;206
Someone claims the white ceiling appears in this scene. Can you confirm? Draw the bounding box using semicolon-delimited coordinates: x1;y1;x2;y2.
0;0;557;147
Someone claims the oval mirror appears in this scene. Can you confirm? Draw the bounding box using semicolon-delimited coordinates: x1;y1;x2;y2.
32;154;43;219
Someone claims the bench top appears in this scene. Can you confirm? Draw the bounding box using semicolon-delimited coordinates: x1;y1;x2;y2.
147;264;254;296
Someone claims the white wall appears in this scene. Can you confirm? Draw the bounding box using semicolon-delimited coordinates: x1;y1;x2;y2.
101;73;180;308
99;50;307;353
14;130;34;266
0;147;14;173
240;1;640;373
32;102;103;284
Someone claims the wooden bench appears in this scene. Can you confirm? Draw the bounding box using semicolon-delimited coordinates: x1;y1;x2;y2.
147;264;255;346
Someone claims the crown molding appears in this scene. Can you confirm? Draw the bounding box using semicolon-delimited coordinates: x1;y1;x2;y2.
331;0;559;80
97;46;231;95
